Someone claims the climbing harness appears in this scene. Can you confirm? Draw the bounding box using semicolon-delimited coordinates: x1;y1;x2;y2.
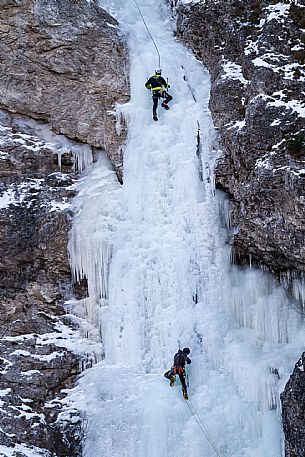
172;366;185;376
132;0;161;68
184;399;224;457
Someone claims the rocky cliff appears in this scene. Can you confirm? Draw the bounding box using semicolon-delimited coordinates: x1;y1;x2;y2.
0;0;129;181
281;352;305;457
172;0;305;276
169;1;305;455
0;112;82;457
0;0;129;455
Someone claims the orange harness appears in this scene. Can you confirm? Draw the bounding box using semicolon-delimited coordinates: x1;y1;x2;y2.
172;366;185;376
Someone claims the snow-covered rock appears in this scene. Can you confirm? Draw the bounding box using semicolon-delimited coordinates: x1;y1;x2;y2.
172;0;305;276
0;113;84;456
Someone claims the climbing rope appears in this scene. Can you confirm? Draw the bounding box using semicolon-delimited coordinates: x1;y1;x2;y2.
185;399;224;457
132;0;161;68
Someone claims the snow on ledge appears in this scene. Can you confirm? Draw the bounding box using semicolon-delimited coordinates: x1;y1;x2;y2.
0;188;18;210
0;443;51;457
267;96;305;118
251;93;305;118
0;388;11;397
10;349;65;362
48;199;71;213
221;60;248;85
0;180;45;210
265;3;290;23
252;57;305;82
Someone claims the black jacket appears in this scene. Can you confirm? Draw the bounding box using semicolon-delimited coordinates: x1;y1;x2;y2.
145;75;169;91
173;350;191;368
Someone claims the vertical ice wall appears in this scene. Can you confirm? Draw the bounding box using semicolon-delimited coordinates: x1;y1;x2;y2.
68;153;122;366
68;0;305;456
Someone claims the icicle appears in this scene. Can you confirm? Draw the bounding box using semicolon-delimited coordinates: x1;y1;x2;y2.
218;193;232;229
224;267;300;344
279;270;305;312
292;276;305;310
68;152;122;357
72;144;93;173
56;149;63;170
115;102;131;135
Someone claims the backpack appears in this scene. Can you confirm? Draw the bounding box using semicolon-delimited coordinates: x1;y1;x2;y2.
174;351;184;367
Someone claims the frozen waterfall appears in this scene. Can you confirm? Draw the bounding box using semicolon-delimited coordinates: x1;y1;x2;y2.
68;0;305;456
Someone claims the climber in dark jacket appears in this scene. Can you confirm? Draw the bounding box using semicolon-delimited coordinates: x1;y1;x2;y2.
164;348;191;400
145;69;172;121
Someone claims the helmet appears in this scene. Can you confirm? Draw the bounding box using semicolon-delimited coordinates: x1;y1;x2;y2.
182;347;190;354
155;69;162;75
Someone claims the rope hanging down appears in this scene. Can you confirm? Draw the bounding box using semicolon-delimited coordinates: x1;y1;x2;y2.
185;399;224;457
132;0;161;68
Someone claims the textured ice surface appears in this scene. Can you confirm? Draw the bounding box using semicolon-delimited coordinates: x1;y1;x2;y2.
68;1;305;456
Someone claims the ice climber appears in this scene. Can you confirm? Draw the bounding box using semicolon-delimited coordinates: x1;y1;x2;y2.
145;69;172;121
164;347;191;400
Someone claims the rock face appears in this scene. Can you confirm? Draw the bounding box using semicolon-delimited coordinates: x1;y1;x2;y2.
172;0;305;275
281;353;305;457
0;0;129;181
0;0;130;455
0;112;82;456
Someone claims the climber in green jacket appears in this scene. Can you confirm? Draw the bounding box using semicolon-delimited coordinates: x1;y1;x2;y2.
145;69;172;121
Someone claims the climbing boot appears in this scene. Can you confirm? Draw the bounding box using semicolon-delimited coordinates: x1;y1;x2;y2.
153;114;158;121
161;102;169;110
183;389;188;400
169;376;176;387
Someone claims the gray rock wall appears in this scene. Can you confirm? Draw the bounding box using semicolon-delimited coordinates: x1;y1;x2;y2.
173;0;305;275
0;112;82;456
0;0;129;181
281;353;305;457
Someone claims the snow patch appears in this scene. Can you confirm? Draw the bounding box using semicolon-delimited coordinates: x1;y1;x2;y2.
0;179;45;210
0;443;51;457
0;388;11;397
0;188;18;210
48;199;71;212
0;151;10;160
225;120;246;131
265;3;290;23
252;57;305;81
10;349;65;362
0;358;13;375
21;370;42;377
291;44;304;51
270;119;282;126
221;60;248;85
267;93;305;118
